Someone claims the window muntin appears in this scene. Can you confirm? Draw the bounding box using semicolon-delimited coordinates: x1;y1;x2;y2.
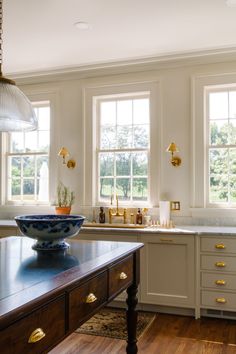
97;95;150;204
208;89;236;204
7;103;50;204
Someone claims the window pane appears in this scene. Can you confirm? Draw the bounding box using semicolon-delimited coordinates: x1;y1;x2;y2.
229;148;236;174
100;126;116;149
209;92;228;120
116;153;131;176
10;157;21;177
133;178;148;201
37;159;48;201
25;131;37;152
38;107;50;130
229;91;236;119
209;149;228;175
99;178;114;200
100;101;116;125
23;156;35;177
11;179;21;199
209;188;228;203
117;100;132;125
133;125;149;148
38;131;49;152
133;153;148;175
117;126;132;148
116;178;130;201
133;98;149;124
210;120;228;145
23;179;34;199
99;153;114;176
10;133;24;153
228;120;236;145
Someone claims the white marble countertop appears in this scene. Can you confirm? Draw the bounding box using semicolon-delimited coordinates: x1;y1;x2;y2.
1;219;236;236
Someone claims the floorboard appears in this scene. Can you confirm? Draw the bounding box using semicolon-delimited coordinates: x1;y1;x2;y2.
49;314;236;353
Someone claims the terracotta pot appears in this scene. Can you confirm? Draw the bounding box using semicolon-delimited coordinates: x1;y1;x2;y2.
55;206;71;215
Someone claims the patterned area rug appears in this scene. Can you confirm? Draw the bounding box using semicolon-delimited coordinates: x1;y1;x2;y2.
76;307;156;340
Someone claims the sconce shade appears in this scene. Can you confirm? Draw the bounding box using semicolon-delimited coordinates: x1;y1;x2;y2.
166;142;179;153
0;81;37;131
58;147;69;158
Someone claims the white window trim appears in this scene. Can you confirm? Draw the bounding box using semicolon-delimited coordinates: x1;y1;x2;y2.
191;71;236;217
0;88;60;215
83;80;161;208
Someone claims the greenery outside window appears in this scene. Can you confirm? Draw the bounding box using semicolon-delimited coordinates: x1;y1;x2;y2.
96;94;150;204
207;89;236;205
6;102;50;204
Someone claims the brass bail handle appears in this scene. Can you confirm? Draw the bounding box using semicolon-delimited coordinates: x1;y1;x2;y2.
28;328;46;343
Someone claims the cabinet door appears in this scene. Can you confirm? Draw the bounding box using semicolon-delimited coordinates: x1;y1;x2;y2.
140;234;195;307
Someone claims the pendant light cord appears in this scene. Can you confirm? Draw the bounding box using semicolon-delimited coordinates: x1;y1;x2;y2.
0;0;2;76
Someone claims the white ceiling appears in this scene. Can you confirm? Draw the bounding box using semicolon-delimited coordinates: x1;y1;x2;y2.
2;0;236;75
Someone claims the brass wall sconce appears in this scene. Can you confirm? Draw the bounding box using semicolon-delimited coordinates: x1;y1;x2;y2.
166;142;182;167
58;147;76;169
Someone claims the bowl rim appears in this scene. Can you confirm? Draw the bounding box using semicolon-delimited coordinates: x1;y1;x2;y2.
14;214;86;221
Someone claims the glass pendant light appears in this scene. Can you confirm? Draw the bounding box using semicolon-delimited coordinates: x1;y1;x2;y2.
0;0;37;131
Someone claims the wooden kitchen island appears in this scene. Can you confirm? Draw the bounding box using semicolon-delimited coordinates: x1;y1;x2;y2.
0;236;143;354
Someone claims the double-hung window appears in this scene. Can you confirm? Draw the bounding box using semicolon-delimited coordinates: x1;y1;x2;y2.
207;88;236;205
96;93;150;204
6;101;50;204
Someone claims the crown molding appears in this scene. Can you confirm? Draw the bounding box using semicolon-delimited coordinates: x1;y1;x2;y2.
8;46;236;85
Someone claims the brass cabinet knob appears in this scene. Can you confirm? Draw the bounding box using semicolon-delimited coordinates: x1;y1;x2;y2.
216;297;227;304
119;272;128;280
86;293;97;303
215;261;226;267
215;243;226;249
215;279;226;285
28;328;46;343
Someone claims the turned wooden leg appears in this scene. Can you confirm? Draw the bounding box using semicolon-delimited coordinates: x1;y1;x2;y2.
126;284;138;354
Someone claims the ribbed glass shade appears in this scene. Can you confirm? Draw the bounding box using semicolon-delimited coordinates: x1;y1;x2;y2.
0;81;37;131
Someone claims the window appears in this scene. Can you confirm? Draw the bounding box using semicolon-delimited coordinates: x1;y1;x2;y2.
6;102;50;204
207;89;236;205
96;93;150;204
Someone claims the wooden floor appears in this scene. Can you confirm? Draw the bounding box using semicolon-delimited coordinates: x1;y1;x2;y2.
50;313;236;354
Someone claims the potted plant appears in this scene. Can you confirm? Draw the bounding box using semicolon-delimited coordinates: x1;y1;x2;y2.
55;182;75;215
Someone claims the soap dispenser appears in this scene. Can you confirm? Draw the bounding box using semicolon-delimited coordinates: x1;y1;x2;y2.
136;208;143;225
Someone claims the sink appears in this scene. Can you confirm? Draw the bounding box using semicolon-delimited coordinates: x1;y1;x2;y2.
82;222;147;229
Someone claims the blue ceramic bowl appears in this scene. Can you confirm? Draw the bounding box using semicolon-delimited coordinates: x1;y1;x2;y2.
15;214;85;251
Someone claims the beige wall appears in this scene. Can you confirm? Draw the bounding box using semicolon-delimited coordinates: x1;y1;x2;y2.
15;54;236;221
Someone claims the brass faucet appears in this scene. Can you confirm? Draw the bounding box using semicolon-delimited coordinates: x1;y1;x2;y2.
109;195;127;224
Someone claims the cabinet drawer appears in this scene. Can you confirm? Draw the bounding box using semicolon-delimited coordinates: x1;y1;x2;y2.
201;290;236;310
201;255;236;272
0;296;65;354
109;256;133;298
201;237;236;253
201;272;236;291
69;271;107;331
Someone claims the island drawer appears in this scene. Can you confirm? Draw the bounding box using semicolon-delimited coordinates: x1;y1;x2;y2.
201;290;236;309
0;296;65;354
109;255;133;298
69;271;108;331
201;255;236;272
201;237;236;254
201;272;236;291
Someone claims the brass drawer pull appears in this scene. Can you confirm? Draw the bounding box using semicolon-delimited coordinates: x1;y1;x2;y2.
86;293;97;303
215;261;226;267
215;279;226;286
216;297;227;304
28;328;45;343
215;243;226;249
119;272;128;280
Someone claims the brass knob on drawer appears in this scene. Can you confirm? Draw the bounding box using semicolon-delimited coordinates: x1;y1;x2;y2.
86;293;97;303
215;243;226;249
28;328;46;343
216;297;227;304
215;279;226;286
119;272;128;280
215;261;226;267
